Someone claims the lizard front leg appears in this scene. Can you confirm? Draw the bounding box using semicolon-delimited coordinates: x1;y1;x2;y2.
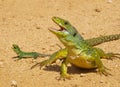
31;48;67;69
93;52;111;76
59;59;72;80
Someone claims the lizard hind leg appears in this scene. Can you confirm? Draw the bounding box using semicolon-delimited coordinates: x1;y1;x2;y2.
57;59;72;80
105;53;120;59
94;47;120;59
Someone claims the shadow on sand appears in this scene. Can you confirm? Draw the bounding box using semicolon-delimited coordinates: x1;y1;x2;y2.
43;64;97;74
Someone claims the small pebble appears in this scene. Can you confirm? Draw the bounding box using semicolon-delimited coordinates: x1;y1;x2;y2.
81;32;85;35
107;0;112;3
41;47;46;50
100;80;104;83
80;73;86;77
115;64;118;68
92;81;96;84
0;61;4;68
50;44;55;47
36;26;41;29
94;8;101;12
11;80;17;87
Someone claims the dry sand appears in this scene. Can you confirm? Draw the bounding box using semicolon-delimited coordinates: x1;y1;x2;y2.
0;0;120;87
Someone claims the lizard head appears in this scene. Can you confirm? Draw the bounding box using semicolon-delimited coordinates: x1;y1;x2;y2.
52;16;78;37
49;26;79;47
12;44;21;52
49;17;83;47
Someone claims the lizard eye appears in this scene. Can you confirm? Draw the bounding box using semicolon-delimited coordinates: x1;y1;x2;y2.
13;46;17;49
73;33;77;37
64;22;68;25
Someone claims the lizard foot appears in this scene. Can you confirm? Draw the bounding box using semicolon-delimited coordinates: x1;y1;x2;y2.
98;67;112;76
31;62;41;69
12;56;22;61
31;60;49;69
106;53;120;60
56;74;72;81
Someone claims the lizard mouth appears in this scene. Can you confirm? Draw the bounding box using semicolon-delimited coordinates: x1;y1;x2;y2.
58;26;66;31
51;17;67;31
49;22;67;32
48;27;66;32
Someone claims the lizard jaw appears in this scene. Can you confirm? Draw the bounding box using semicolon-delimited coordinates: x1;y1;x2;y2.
48;26;67;32
52;17;67;31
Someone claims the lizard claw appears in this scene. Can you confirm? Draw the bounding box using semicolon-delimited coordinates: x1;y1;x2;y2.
99;70;112;76
31;62;41;69
56;74;72;81
98;67;112;76
12;56;22;61
107;53;120;59
30;61;47;69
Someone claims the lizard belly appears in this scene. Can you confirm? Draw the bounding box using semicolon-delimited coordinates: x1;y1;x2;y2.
68;56;96;69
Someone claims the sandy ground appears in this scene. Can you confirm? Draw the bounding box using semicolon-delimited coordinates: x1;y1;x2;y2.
0;0;120;87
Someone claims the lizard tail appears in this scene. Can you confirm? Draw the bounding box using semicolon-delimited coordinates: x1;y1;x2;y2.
86;34;120;46
38;53;50;57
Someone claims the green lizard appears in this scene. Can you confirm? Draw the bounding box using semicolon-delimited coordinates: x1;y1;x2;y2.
12;44;50;60
31;17;120;78
13;17;120;61
36;26;120;79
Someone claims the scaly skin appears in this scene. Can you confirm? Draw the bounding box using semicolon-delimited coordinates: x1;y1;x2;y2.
86;34;120;46
52;17;120;46
36;18;120;79
12;44;50;60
